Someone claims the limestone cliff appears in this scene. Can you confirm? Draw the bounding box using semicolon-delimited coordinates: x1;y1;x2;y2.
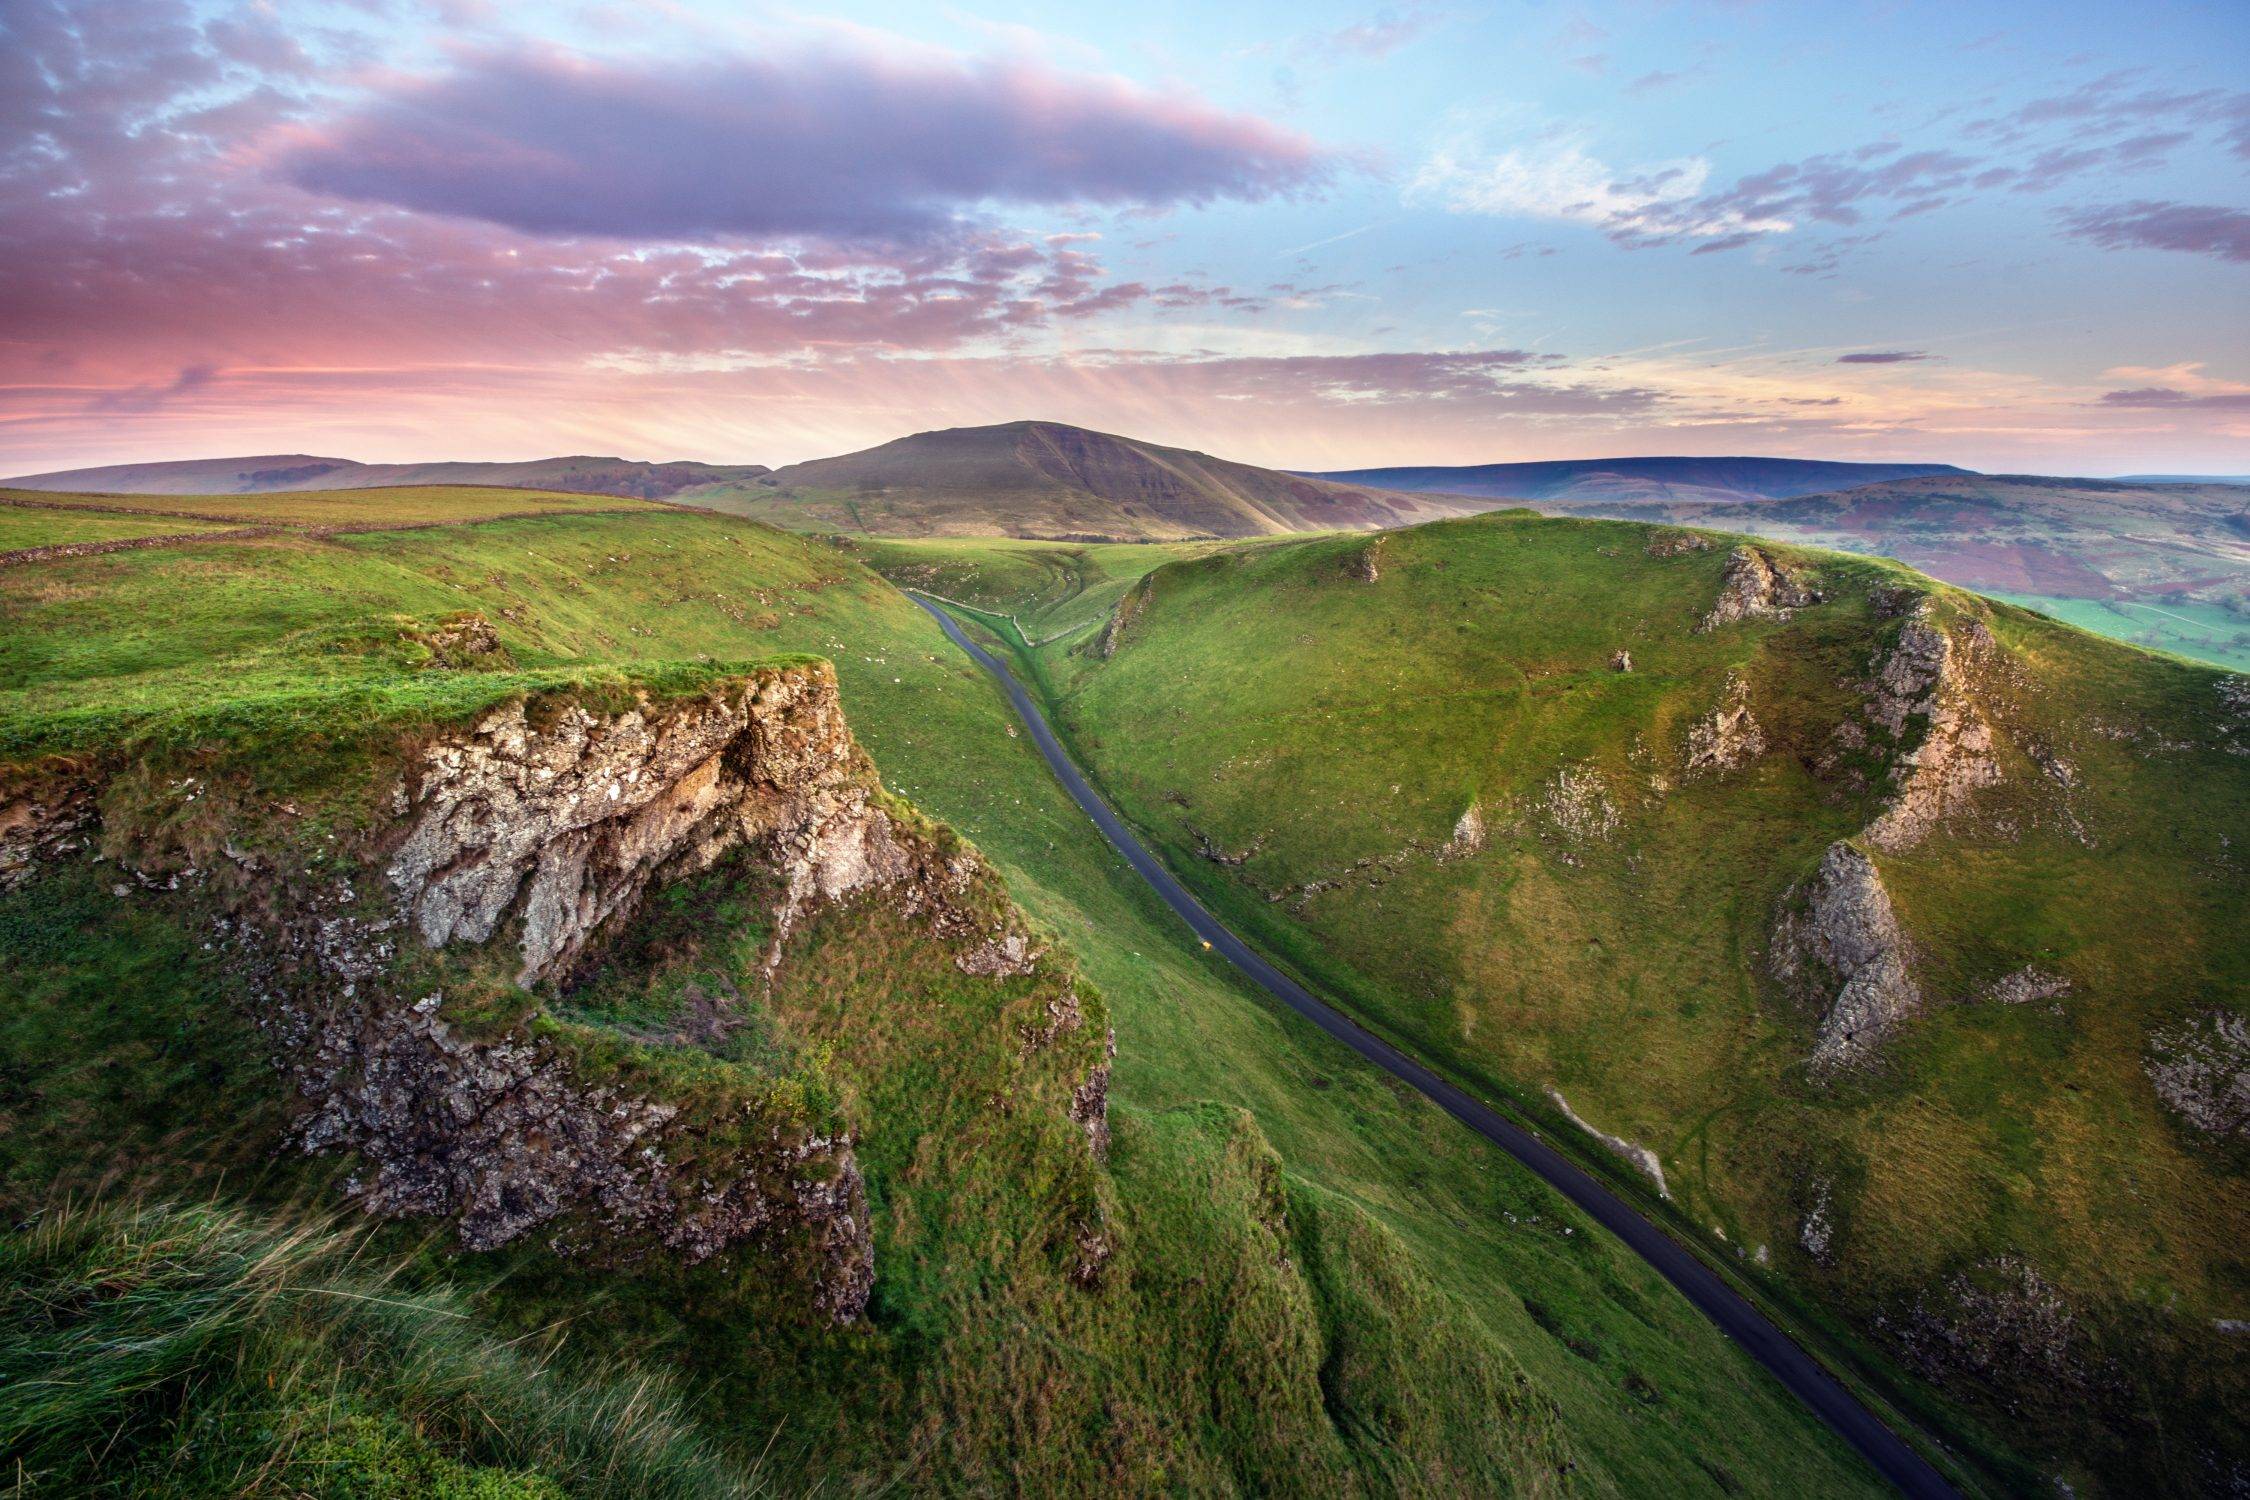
1697;546;1820;631
1861;609;2002;851
7;664;1105;1324
1772;842;1922;1074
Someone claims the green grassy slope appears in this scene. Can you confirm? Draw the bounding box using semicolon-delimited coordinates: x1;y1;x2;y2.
1032;514;2249;1495
1;483;664;528
0;496;1886;1495
0;500;243;549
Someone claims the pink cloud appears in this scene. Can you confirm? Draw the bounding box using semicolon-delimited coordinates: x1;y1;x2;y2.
275;44;1332;243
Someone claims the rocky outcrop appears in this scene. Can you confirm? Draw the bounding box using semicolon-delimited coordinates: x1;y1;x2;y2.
1547;1088;1669;1198
1608;649;1633;673
420;613;505;667
1536;763;1621;847
0;764;98;890
230;873;877;1320
1349;537;1385;582
1684;672;1765;776
1983;966;2071;1007
1441;801;1487;859
387;666;1037;987
1884;1256;2086;1404
1646;532;1712;558
1697;547;1820;631
2145;1011;2250;1141
1861;610;2002;850
1094;578;1150;659
1773;842;1921;1073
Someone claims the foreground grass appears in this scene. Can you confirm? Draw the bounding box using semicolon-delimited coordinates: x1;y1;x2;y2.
0;499;1887;1495
0;1198;765;1498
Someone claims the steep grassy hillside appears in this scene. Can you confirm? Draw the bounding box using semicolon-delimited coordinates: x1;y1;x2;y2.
1;483;663;529
1313;456;1967;506
677;421;1473;539
0;496;1888;1495
1038;515;2249;1495
4;454;769;500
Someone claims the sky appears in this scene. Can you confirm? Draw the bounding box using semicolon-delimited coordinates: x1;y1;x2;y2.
1;0;2246;476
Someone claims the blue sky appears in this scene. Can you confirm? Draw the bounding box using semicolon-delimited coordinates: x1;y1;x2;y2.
1;0;2244;472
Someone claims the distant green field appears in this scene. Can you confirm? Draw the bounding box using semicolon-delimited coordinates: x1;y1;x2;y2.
6;483;662;527
0;501;240;550
0;500;1888;1496
1987;590;2250;671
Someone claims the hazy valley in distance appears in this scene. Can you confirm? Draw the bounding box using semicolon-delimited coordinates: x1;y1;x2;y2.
17;425;2248;669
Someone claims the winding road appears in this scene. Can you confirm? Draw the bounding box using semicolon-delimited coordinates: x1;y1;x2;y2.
909;591;1957;1500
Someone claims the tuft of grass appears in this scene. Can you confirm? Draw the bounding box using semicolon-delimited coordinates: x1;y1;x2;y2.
0;1198;767;1498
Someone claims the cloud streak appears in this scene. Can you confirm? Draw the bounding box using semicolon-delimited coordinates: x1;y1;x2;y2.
278;44;1332;243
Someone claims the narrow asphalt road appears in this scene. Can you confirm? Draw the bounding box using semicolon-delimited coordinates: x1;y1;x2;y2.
908;591;1957;1500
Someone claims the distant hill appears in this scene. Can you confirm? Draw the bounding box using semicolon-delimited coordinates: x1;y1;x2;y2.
3;454;770;501
2115;473;2250;485
673;421;1477;540
1307;455;1969;505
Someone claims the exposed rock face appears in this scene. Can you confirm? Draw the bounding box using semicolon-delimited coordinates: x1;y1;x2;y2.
1773;842;1921;1073
1071;1029;1118;1160
1536;763;1621;846
1984;966;2071;1007
388;666;1036;987
205;666;1073;1321
1799;1176;1837;1264
1646;532;1713;558
1349;537;1385;582
233;876;878;1320
1441;800;1488;859
1698;547;1820;631
1546;1087;1668;1198
422;613;505;667
1684;672;1765;776
1095;578;1150;659
0;765;98;890
2145;1011;2250;1141
1885;1256;2085;1404
1608;649;1633;673
1862;611;2002;850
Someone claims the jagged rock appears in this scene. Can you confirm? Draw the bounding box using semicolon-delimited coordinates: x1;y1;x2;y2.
0;765;99;890
2145;1011;2250;1141
1885;1256;2086;1403
388;665;1033;986
1546;1088;1668;1198
1095;578;1150;659
234;878;878;1319
1071;1028;1118;1159
421;612;505;667
1799;1176;1837;1264
1191;826;1262;867
1698;547;1820;632
1609;649;1633;672
1983;966;2071;1006
1774;843;1921;1072
1536;764;1620;845
1862;610;2003;850
1646;532;1713;558
1441;801;1487;859
1684;672;1765;776
1349;537;1385;582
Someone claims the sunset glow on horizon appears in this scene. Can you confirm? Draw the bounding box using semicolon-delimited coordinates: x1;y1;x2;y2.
3;0;2245;477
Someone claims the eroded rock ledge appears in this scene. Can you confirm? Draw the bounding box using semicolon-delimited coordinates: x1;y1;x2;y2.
17;665;1106;1324
1698;546;1820;632
389;666;1040;987
1772;842;1922;1074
